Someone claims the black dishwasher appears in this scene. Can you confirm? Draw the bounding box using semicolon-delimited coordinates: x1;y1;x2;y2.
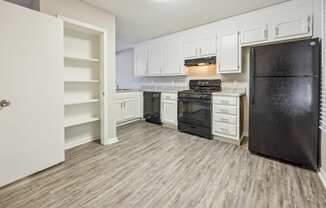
143;92;162;125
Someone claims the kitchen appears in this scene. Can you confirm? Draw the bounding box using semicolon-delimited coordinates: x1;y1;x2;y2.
116;0;317;151
1;0;326;207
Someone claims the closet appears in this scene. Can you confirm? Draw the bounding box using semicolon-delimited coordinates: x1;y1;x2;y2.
61;16;108;149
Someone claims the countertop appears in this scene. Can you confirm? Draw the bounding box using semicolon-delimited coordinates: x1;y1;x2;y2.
116;89;141;93
116;88;246;96
212;88;246;97
116;88;181;94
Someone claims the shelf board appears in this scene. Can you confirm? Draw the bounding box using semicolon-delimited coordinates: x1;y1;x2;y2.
64;117;100;128
64;80;100;83
64;99;100;106
64;56;100;63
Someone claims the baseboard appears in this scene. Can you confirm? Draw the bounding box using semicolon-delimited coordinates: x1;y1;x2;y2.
318;168;326;190
117;118;142;127
102;137;119;145
65;137;99;150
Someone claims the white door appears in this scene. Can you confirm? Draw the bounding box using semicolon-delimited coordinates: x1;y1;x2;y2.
162;100;177;125
218;32;241;73
134;46;148;76
124;99;138;121
0;1;64;187
148;42;163;76
273;14;311;39
114;101;124;124
164;35;183;75
199;36;217;57
183;39;198;59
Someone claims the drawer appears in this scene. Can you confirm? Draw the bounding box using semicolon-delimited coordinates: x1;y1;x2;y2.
213;114;237;124
213;122;237;136
214;105;237;115
162;93;177;101
213;96;237;106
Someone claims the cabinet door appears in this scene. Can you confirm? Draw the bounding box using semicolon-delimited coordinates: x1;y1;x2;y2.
124;99;138;121
134;46;148;76
114;101;124;124
218;32;241;73
199;36;217;57
148;42;163;76
273;14;311;39
183;39;198;59
164;35;183;75
162;100;177;125
241;25;268;45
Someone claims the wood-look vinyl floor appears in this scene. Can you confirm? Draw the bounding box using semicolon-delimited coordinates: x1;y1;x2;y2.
1;121;326;208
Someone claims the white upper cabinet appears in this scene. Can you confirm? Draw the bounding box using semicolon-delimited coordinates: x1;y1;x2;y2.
163;34;184;75
148;41;163;76
183;39;199;59
134;45;148;76
217;32;241;74
241;24;268;46
182;33;217;60
272;14;312;40
198;36;217;57
133;0;313;76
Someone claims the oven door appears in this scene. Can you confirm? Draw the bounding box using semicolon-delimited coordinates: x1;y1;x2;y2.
178;97;211;128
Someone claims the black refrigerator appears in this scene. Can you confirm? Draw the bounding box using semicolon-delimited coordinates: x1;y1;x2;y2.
249;39;320;171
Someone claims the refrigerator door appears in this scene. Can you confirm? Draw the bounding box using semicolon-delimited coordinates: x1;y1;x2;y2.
251;39;320;77
249;77;320;170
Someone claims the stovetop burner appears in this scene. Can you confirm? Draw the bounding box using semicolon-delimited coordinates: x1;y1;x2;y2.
179;79;222;99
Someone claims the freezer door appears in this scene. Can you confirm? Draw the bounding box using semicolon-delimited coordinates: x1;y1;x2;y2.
251;39;320;77
249;77;319;170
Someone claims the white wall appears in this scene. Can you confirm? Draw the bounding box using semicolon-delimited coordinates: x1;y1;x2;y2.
116;49;143;89
40;0;117;143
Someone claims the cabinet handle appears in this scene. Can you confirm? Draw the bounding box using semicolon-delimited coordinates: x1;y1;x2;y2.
120;102;123;108
199;48;202;55
220;109;228;114
220;100;229;105
275;26;279;36
307;16;311;32
220;128;229;134
264;29;268;39
124;102;126;108
220;118;228;122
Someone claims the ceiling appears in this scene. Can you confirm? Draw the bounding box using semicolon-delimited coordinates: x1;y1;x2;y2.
83;0;289;51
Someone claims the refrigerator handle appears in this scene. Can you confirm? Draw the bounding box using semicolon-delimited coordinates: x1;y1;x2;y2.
250;48;256;105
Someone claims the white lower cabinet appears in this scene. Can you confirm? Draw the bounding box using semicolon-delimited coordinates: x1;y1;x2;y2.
115;92;142;126
161;93;178;126
212;94;244;145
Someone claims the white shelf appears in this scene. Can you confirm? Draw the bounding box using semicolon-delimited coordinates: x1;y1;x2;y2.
64;55;100;63
64;80;100;83
64;99;100;106
64;117;100;128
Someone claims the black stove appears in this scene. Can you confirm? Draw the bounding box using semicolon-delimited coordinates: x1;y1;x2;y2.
178;80;221;139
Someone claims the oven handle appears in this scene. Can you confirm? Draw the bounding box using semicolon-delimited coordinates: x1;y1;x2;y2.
178;98;211;104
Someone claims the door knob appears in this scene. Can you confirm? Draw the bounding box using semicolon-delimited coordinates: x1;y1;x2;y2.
0;99;10;108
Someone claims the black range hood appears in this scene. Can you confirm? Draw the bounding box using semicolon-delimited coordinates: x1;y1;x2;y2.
184;56;216;67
